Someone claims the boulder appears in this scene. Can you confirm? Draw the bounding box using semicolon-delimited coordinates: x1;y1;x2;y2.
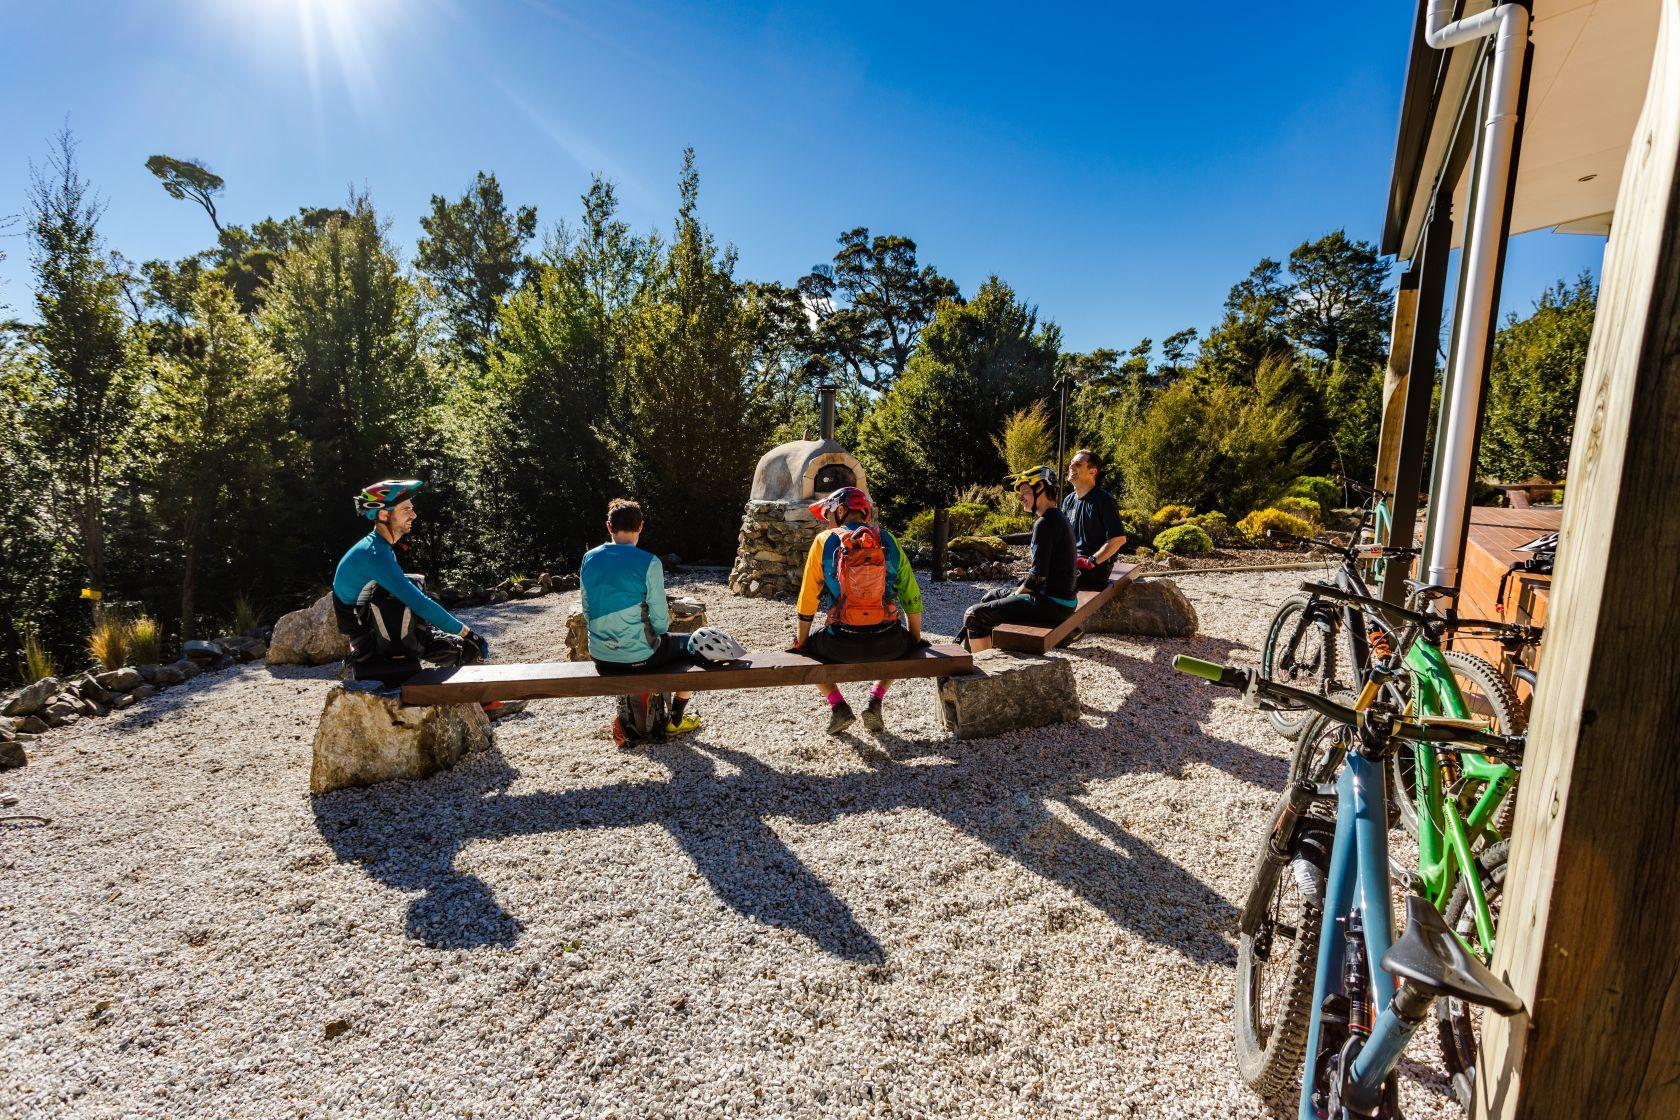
309;682;491;796
936;650;1080;740
947;535;1010;560
129;684;157;702
4;678;60;718
170;659;202;681
43;702;79;726
95;667;143;692
17;716;50;735
74;677;115;704
564;611;590;662
151;665;186;687
1084;578;1199;639
219;635;267;662
266;594;351;667
111;693;137;711
183;640;224;661
0;740;23;770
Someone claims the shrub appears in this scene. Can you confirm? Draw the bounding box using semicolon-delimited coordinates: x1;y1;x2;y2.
991;401;1056;474
954;483;1011;513
1118;507;1156;545
232;595;262;635
1238;508;1318;547
127;617;162;666
1155;524;1213;555
903;502;992;543
979;512;1034;537
1153;503;1195;526
1271;496;1323;524
88;616;128;672
21;630;58;685
1288;476;1340;521
1193;511;1230;542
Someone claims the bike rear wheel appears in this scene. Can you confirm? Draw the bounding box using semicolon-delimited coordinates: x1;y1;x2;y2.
1261;594;1339;739
1436;840;1510;1111
1392;650;1523;838
1233;820;1329;1098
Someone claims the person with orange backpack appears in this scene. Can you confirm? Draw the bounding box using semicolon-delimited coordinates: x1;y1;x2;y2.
793;486;925;735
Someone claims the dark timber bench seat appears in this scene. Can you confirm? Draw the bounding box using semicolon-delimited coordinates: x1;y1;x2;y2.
400;643;973;706
991;563;1142;654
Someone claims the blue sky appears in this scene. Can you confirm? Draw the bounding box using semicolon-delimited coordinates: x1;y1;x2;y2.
0;0;1606;352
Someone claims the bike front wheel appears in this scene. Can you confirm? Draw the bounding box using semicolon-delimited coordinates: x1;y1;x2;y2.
1392;650;1523;838
1233;819;1330;1098
1260;594;1339;739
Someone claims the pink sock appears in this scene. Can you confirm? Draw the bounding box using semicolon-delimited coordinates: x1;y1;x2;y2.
869;684;888;702
826;690;844;707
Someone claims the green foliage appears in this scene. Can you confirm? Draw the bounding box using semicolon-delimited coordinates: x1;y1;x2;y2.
21;630;57;685
902;501;1001;542
88;615;128;671
797;227;958;393
1237;508;1317;546
992;400;1055;474
232;595;261;634
25;130;141;599
415;171;537;369
145;155;226;234
1192;510;1230;541
261;194;438;572
1284;230;1391;371
1270;496;1323;524
127;616;160;665
150;281;297;638
1153;503;1194;525
946;535;1009;559
1288;476;1340;520
1154;523;1213;555
856;276;1059;521
979;512;1033;537
1479;275;1596;484
607;151;778;560
1117;508;1155;543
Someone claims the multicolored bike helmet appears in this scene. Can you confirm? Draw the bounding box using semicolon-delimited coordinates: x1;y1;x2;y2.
355;479;425;520
809;485;873;525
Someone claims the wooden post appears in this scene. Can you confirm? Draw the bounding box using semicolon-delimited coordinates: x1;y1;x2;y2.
1372;270;1420;497
1476;7;1680;1117
931;506;948;583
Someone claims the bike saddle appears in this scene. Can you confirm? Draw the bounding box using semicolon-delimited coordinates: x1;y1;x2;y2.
1383;896;1524;1015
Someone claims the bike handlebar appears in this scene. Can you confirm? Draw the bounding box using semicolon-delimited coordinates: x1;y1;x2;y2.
1171;656;1526;758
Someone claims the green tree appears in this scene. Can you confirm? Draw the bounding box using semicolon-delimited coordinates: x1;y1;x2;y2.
1479;274;1596;483
25;131;139;601
416;171;537;369
1159;327;1199;377
856;276;1060;521
1196;258;1291;384
610;150;775;559
260;195;436;568
1284;229;1391;370
148;282;297;638
797;227;959;393
145;154;226;236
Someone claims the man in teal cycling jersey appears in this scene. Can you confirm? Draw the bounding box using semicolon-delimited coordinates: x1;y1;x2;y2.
333;479;489;681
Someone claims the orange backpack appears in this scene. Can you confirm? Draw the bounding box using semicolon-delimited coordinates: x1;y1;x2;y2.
831;526;895;628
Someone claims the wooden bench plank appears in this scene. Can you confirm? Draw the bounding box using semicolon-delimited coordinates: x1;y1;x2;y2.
991;564;1141;654
400;643;974;706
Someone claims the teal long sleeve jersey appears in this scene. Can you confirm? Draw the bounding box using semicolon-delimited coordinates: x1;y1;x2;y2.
332;531;466;635
579;541;670;663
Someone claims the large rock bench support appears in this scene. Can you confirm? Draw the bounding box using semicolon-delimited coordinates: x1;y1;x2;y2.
936;650;1080;740
310;681;490;795
563;596;708;662
1083;577;1198;638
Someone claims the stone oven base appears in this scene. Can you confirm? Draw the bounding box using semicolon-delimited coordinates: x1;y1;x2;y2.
729;499;823;599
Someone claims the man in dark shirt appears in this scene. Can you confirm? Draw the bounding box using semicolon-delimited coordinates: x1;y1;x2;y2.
958;466;1079;652
1063;449;1129;590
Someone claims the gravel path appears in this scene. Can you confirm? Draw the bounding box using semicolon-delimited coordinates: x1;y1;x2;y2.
1;570;1460;1119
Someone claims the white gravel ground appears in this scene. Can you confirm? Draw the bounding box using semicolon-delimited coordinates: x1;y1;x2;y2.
1;569;1461;1119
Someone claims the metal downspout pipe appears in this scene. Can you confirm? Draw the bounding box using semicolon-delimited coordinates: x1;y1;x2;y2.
1421;0;1531;586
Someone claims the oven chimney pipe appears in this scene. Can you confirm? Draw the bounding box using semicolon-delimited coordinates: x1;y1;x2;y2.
1420;0;1530;587
820;383;837;442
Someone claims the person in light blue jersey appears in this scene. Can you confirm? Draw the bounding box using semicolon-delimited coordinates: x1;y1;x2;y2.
579;498;700;739
332;479;489;681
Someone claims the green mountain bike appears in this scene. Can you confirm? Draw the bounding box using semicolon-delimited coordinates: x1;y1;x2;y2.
1242;581;1537;1109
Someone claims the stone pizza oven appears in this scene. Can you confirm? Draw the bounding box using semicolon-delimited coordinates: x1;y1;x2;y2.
728;386;868;598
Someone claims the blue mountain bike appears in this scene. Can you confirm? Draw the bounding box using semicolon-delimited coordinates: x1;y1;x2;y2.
1175;656;1526;1118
